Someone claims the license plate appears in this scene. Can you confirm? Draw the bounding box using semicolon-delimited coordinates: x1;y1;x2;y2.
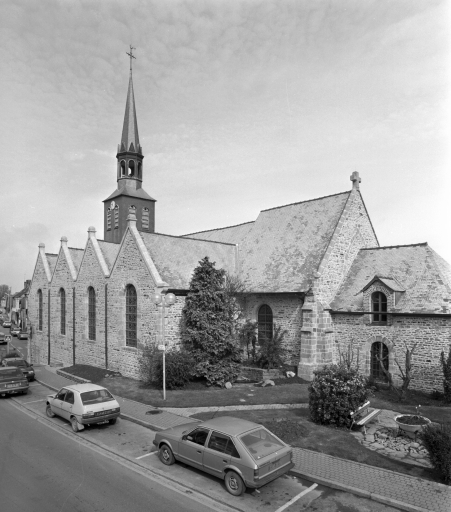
270;459;280;471
94;411;109;416
6;383;20;388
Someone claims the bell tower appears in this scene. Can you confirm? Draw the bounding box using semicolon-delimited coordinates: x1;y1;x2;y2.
103;46;156;243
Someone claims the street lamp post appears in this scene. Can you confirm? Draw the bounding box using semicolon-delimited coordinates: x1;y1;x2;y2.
153;291;176;400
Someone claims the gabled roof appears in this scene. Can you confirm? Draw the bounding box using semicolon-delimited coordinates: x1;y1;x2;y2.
360;276;406;293
331;243;451;313
184;192;351;292
46;254;58;277
139;232;237;289
68;247;84;273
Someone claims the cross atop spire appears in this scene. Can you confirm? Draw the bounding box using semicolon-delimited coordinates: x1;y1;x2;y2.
350;171;361;190
126;45;136;74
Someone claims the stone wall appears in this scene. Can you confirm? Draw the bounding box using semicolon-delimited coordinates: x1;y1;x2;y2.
240;293;304;366
331;312;451;392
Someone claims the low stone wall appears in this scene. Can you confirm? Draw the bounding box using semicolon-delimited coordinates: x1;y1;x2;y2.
56;369;91;384
238;367;287;382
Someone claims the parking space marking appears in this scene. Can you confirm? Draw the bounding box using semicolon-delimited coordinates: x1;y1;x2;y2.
22;398;46;404
136;451;158;460
274;483;318;512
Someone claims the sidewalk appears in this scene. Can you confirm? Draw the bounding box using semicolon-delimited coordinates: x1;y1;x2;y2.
34;365;451;512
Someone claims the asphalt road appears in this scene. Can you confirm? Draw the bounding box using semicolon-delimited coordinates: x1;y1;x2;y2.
0;399;216;512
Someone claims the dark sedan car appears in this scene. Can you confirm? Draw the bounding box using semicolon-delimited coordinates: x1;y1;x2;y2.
3;321;11;328
0;367;29;396
153;416;294;496
1;357;35;381
10;326;21;337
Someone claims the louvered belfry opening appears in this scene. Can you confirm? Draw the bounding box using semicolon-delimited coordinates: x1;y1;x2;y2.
126;284;137;347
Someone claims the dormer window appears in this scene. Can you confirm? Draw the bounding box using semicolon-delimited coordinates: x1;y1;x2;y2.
372;292;387;324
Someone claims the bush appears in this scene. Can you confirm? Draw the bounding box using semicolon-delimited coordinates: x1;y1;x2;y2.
140;345;194;390
309;364;370;428
193;360;241;388
420;423;451;484
257;324;287;370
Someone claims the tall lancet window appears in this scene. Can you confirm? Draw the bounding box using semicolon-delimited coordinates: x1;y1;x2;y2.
142;208;149;230
107;208;112;231
88;287;96;341
38;289;43;331
125;284;137;348
60;288;66;335
114;205;119;229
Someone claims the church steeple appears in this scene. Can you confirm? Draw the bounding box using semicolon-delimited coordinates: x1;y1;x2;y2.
103;46;156;244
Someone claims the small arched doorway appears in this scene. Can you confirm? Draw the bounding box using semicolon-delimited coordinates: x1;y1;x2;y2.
370;341;389;381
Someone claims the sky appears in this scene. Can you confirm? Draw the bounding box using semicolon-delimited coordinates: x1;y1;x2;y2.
0;0;449;293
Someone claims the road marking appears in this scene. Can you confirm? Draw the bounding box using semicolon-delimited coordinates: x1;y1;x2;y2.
22;398;46;404
274;483;318;512
136;451;158;459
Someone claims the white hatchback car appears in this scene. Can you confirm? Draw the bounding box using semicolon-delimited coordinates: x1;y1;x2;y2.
46;383;120;432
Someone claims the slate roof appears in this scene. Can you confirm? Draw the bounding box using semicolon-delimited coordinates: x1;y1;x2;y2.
331;243;451;313
97;240;121;271
139;232;237;289
120;74;142;154
103;185;155;202
46;254;58;276
185;192;351;292
68;248;84;273
184;221;254;245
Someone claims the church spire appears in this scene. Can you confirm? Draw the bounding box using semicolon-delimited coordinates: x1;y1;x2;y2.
119;46;141;155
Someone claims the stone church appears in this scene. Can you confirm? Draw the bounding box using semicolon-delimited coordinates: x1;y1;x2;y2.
29;69;451;392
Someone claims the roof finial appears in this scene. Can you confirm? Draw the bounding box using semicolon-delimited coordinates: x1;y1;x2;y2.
350;171;361;190
126;45;136;74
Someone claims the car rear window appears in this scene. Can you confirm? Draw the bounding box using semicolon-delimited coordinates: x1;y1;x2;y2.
0;368;23;380
239;428;285;460
5;360;26;367
80;389;114;404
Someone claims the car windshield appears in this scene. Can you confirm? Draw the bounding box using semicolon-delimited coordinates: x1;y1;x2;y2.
80;389;114;404
0;368;23;380
239;428;285;460
5;360;26;367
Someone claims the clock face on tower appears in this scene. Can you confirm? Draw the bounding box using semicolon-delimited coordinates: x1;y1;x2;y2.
110;200;116;209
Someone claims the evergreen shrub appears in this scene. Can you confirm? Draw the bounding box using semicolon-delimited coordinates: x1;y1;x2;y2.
308;364;370;427
420;423;451;484
194;360;241;388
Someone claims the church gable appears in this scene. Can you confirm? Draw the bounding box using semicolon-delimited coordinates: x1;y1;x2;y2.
77;238;108;282
317;185;379;305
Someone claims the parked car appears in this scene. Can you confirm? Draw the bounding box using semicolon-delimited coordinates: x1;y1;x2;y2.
0;367;29;396
18;331;29;340
1;357;35;381
0;332;5;344
3;321;11;328
46;383;121;433
153;416;294;496
10;326;20;337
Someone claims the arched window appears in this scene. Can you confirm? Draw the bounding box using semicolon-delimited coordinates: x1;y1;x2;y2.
372;292;387;323
128;160;135;177
38;289;43;331
142;207;149;230
114;205;119;229
120;160;126;176
126;284;137;347
258;305;273;344
371;342;389;381
107;208;112;231
60;288;66;335
88;287;96;341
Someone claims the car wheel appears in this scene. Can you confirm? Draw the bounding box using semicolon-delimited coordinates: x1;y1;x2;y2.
225;470;246;496
71;417;80;433
109;418;117;425
159;444;175;465
22;389;28;395
46;404;55;418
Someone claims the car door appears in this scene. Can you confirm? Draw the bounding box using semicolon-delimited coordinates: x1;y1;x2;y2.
203;431;239;477
60;390;75;420
51;389;68;418
177;427;210;469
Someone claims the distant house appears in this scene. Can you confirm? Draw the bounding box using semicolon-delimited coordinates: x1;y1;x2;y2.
11;280;31;329
28;70;451;392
